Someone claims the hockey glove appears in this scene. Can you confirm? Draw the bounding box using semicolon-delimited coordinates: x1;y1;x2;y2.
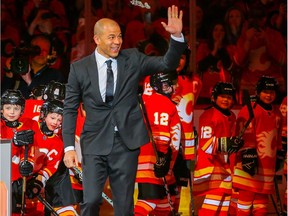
12;178;23;197
12;179;23;213
218;137;244;153
154;148;172;178
173;147;190;186
241;148;258;176
19;161;33;177
275;149;285;172
26;176;43;199
13;130;34;146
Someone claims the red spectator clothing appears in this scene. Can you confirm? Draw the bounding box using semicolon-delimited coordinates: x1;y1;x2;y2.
123;18;170;52
136;91;181;186
234;25;287;96
173;75;202;160
233;102;283;194
193;107;237;197
196;42;232;100
22;0;69;29
1;118;38;181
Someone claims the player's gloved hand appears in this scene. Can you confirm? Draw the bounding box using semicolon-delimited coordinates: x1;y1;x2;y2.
218;137;244;153
26;176;43;199
12;178;23;197
12;178;23;212
241;148;258;176
154;148;172;178
275;149;285;172
71;166;83;184
19;161;33;177
13;130;34;146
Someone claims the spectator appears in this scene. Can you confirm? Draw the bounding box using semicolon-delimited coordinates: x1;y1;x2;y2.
2;34;64;98
123;0;170;56
1;3;21;81
233;6;287;103
196;21;233;104
224;6;246;46
22;0;71;76
224;6;246;102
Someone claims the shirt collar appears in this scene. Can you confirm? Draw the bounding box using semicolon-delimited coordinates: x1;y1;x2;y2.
95;48;116;67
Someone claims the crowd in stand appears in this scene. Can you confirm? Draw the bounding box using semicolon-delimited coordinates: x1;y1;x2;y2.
1;0;287;105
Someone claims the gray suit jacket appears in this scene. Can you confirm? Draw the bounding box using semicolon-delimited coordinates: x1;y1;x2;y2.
62;38;187;155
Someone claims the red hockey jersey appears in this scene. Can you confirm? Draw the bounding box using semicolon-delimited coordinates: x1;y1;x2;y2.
173;75;202;160
193;107;236;196
136;90;181;185
233;102;283;194
29;122;64;185
1;118;38;181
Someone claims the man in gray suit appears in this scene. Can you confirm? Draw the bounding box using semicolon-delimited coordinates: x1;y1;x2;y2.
62;5;187;216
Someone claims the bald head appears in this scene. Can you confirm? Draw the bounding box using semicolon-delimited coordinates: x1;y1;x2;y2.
93;18;122;58
94;18;120;36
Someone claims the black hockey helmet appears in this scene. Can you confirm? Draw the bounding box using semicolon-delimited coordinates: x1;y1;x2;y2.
150;71;178;97
1;89;25;112
29;84;46;99
40;99;64;121
212;82;236;101
42;81;66;101
256;75;279;94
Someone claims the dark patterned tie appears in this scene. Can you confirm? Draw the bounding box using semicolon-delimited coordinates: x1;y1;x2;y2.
105;60;114;105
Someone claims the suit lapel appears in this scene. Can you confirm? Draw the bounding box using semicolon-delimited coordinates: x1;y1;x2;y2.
87;53;105;103
114;54;126;100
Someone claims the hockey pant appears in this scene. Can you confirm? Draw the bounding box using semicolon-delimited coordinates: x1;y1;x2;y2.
54;205;79;216
198;193;231;216
236;189;269;216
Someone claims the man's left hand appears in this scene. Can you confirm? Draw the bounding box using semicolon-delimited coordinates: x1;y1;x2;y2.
161;5;183;37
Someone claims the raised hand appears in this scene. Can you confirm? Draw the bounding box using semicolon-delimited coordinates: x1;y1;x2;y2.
161;5;183;38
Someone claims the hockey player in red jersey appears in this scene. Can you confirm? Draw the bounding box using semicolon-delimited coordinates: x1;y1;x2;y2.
193;82;244;216
172;47;202;162
0;90;39;214
171;47;202;213
39;85;78;216
233;76;283;215
134;71;181;215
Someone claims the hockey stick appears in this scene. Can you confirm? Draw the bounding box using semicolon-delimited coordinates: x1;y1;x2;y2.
71;167;114;207
21;176;26;216
102;192;113;207
274;176;284;215
21;144;30;216
188;127;198;216
237;90;255;140
138;94;179;216
37;195;59;216
270;194;280;216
